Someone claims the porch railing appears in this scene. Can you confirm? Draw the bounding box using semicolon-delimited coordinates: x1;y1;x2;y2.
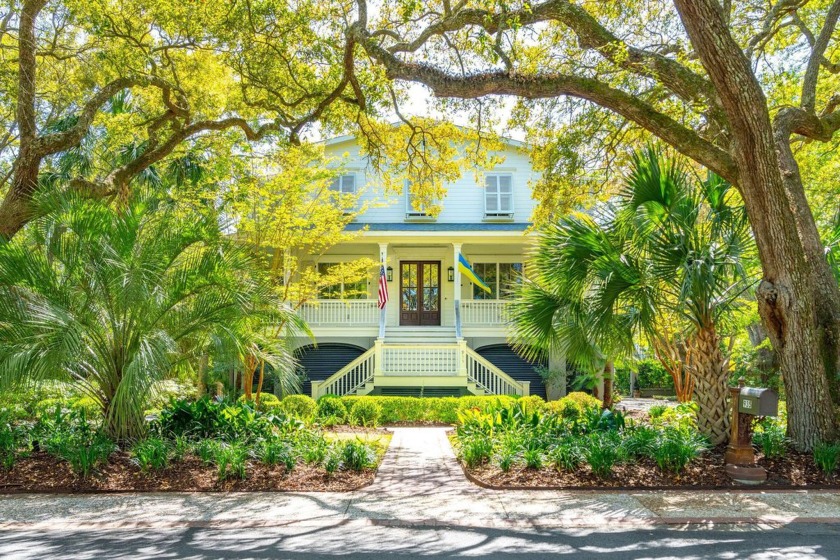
464;347;527;396
312;346;376;398
299;299;380;326
460;300;510;326
381;345;460;376
311;341;528;398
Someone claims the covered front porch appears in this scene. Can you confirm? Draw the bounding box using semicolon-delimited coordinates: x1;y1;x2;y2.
298;225;530;339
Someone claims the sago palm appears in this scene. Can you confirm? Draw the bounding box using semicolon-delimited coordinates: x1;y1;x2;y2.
0;193;302;440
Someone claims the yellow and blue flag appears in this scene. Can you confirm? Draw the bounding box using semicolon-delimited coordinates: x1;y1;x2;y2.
458;253;491;294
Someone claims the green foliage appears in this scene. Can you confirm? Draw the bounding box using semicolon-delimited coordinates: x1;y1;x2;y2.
132;438;171;473
459;433;493;468
238;393;282;413
341;440;377;471
650;427;708;473
282;395;317;422
635;359;673;389
753;421;788;459
37;409;115;478
153;397;300;443
349;398;382;427
214;442;249;481
0;194;295;440
813;442;840;477
0;412;28;470
316;396;348;425
583;432;624;479
546;392;601;421
523;447;545;470
339;395;518;424
549;441;583;472
257;439;296;471
648;405;669;419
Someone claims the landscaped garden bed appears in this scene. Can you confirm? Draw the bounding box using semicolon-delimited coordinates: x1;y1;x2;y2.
0;394;391;493
450;393;840;490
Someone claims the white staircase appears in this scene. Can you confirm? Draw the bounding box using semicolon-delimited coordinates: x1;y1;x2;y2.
310;340;530;399
384;326;457;344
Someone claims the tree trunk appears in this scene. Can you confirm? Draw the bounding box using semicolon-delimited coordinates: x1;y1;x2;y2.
602;360;614;409
688;325;730;445
674;0;840;450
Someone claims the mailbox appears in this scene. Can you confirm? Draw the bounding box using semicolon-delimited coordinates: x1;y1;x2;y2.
737;387;779;416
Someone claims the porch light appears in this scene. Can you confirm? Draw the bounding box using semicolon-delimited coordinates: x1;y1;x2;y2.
386;266;393;282
447;266;454;282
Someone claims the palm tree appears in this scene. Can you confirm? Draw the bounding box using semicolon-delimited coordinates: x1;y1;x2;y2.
0;192;303;440
511;148;754;444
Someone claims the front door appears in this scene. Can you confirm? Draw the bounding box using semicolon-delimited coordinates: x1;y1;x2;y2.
399;261;441;326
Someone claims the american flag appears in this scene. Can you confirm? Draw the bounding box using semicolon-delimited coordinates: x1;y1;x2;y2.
378;264;389;309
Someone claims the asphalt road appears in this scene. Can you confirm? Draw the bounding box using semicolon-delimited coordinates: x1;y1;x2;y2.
2;522;840;560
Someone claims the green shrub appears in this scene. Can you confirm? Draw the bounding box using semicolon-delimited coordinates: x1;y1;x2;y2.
257;440;295;471
547;392;601;421
635;359;673;388
623;425;659;458
69;396;101;418
316;397;348;424
518;395;547;415
523;447;544;469
349;398;382;427
341;440;376;471
0;413;28;470
813;442;840;476
549;441;582;472
583;432;623;479
753;422;788;459
33;398;70;418
282;395;317;422
215;442;249;481
648;405;668;419
459;433;493;468
300;435;329;465
195;439;223;464
37;408;115;478
171;435;191;461
650;427;707;473
324;447;342;474
132;438;171;473
496;446;517;472
237;393;282;413
153;397;294;442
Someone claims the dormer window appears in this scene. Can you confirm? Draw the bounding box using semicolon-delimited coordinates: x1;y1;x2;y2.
485;174;513;218
405;181;432;219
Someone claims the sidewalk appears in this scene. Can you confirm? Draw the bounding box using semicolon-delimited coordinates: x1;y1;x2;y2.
1;427;839;531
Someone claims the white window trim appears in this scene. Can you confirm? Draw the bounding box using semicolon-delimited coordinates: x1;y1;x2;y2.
470;261;524;300
484;174;514;218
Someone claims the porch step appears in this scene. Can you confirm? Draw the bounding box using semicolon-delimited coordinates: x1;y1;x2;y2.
383;326;457;344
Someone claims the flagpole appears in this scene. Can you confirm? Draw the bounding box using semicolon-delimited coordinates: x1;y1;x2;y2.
378;243;387;340
453;243;462;339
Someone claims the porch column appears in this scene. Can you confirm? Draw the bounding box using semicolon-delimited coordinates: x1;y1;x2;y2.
378;242;388;340
453;242;462;339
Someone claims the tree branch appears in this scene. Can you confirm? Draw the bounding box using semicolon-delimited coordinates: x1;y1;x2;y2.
355;29;738;183
802;0;840;113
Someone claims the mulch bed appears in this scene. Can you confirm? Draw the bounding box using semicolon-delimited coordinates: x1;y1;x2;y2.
463;445;840;490
0;452;376;493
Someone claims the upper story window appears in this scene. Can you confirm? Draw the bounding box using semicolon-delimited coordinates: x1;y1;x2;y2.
317;263;367;300
330;174;357;195
485;174;513;217
472;262;523;300
405;181;432;218
329;173;358;214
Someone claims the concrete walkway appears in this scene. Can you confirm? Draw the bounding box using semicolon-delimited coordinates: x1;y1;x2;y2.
1;427;839;531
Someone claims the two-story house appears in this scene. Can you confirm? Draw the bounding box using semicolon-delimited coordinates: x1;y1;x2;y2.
293;132;566;400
